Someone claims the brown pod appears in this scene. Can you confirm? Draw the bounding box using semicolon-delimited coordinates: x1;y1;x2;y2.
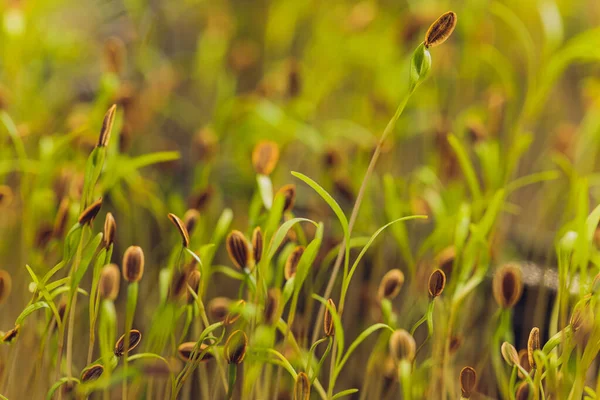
285;246;305;280
114;329;142;357
103;36;126;75
252;140;280;175
97;104;117;147
168;213;190;248
377;269;405;300
277;184;296;213
323;298;336;337
459;366;477;398
99;264;120;300
103;212;117;248
389;329;416;362
252;227;264;265
208;297;231;322
0;269;12;305
293;372;310;400
81;364;104;382
224;299;246;326
515;382;530;400
52;198;70;238
0;185;14;207
428;269;446;298
226;230;252;270
517;349;531;378
122;246;145;282
183;209;200;236
424;11;457;48
2;325;20;343
264;288;280;325
493;264;523;309
186;270;202;304
177;342;213;362
501;342;519;367
78;198;103;225
224;330;248;364
527;327;540;369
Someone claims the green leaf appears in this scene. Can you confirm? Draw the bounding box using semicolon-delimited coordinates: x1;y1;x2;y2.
71;233;104;291
267;218;317;263
447;134;482;205
16;301;50;325
46;377;80;400
334;323;393;380
292;171;349;240
332;389;359;400
343;216;426;299
128;151;180;170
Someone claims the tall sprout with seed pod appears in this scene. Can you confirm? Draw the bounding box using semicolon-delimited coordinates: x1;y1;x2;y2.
305;9;456;368
121;245;144;400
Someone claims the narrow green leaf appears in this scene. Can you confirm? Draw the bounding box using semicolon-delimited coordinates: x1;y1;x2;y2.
332;389;359;400
334;323;393;380
292;171;349;239
267;218;317;263
16;301;50;325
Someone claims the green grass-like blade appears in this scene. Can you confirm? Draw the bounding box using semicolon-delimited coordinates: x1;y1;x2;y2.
292;171;349;240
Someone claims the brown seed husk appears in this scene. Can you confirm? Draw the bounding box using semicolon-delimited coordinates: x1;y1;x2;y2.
78;198;103;225
293;372;310;400
435;246;456;276
0;269;12;305
208;297;231;322
99;264;120;300
168;213;190;248
2;325;19;343
52;198;70;238
527;327;540;369
264;288;280;325
518;349;531;378
324;298;336;337
122;246;145;282
97;104;117;147
224;330;248;364
186;269;202;304
389;329;416;362
492;264;523;309
183;209;200;236
224;299;246;326
515;382;530;400
285;246;305;280
252;227;264;265
252;141;280;175
103;212;116;248
428;269;446;298
226;230;252;270
424;11;457;48
104;36;126;75
0;185;14;208
378;269;405;300
459;366;477;398
81;364;104;382
277;184;296;213
501;342;519;367
177;342;213;362
114;329;142;357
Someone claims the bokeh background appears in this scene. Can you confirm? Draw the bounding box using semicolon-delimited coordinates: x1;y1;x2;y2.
1;0;600;398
